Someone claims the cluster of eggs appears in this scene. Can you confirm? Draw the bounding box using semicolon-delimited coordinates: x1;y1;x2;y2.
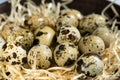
0;8;116;79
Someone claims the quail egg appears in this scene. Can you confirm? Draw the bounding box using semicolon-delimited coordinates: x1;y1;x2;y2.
76;53;104;78
27;44;52;69
78;14;106;35
24;14;49;32
54;42;79;67
57;25;81;45
61;9;83;20
92;26;115;48
1;22;21;40
34;26;55;46
7;28;34;50
79;35;105;55
2;42;27;65
56;13;78;31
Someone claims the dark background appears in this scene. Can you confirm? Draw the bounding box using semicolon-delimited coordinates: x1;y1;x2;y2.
0;0;120;26
0;0;120;15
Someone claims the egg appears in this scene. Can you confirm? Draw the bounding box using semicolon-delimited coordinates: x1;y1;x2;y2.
79;35;105;55
2;42;27;65
24;14;49;32
92;26;115;48
34;26;55;46
54;42;79;67
78;14;106;35
1;22;21;40
76;53;104;78
27;44;52;69
61;9;83;20
56;13;78;31
57;25;81;45
7;28;34;50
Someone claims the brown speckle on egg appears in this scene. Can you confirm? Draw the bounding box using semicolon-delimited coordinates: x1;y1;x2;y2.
61;29;70;35
13;52;17;58
24;19;31;26
36;31;44;36
9;44;14;49
58;22;62;27
5;72;11;76
6;58;9;62
68;34;75;41
2;43;7;51
59;45;65;50
69;44;75;48
64;58;75;66
15;42;21;47
12;61;17;65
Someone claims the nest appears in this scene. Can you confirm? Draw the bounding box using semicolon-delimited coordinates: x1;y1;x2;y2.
0;0;120;80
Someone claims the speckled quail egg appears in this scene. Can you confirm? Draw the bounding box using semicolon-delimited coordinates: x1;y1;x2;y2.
79;35;105;55
27;44;52;69
2;42;27;65
34;26;55;46
61;9;83;20
7;28;34;50
78;14;106;35
54;42;79;67
92;26;115;48
76;53;104;78
24;14;50;32
56;13;78;31
1;22;21;40
57;25;81;45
